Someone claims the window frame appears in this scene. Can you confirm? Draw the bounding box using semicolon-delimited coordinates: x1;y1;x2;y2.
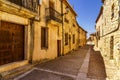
41;27;48;49
65;33;68;45
73;34;75;44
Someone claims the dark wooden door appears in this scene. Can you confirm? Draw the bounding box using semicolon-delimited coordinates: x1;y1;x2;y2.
0;21;24;65
57;40;61;57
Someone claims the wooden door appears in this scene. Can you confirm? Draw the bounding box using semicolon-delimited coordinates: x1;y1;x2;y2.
0;21;24;65
57;40;61;57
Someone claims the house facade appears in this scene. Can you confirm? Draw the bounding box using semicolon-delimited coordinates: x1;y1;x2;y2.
95;0;120;79
0;0;39;72
32;0;86;61
95;7;103;49
32;0;63;63
62;0;78;54
79;26;87;47
0;0;87;75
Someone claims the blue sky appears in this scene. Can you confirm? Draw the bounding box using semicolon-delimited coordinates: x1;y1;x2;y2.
68;0;102;37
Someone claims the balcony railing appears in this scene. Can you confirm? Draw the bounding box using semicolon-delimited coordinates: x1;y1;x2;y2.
7;0;38;12
46;7;62;23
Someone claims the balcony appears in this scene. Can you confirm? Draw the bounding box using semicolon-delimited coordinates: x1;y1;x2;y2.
46;7;62;23
7;0;38;12
0;0;38;18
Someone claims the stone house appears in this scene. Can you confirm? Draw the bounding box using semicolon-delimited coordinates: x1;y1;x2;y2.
0;0;87;75
63;0;78;54
95;0;120;79
78;25;87;47
95;6;103;50
32;0;63;62
32;0;80;62
0;0;39;73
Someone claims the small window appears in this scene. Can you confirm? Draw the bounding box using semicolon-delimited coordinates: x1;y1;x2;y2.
49;1;55;16
64;18;69;23
41;27;48;49
73;34;75;44
49;1;55;9
111;4;115;19
73;24;75;27
119;11;120;17
65;33;68;45
110;36;114;59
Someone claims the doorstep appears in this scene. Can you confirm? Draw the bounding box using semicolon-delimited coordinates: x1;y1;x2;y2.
0;60;28;73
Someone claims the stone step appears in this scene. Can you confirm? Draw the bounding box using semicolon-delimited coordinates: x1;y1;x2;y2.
0;64;34;80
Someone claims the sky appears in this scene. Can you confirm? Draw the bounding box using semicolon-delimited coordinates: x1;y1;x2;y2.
68;0;102;37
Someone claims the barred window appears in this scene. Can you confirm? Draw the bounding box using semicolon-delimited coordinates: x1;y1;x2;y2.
111;4;115;19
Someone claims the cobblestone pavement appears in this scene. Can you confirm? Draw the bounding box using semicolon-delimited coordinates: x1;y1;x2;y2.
13;45;106;80
87;47;107;80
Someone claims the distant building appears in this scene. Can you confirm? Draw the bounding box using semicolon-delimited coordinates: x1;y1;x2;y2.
87;33;96;45
78;26;87;47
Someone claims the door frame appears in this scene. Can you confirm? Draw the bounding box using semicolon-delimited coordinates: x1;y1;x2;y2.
0;21;26;65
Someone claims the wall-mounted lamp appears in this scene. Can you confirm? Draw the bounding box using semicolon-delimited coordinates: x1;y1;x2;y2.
62;6;70;16
65;6;69;14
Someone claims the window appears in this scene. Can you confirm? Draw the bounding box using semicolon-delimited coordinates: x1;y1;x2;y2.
104;18;106;26
64;18;69;23
119;11;120;17
49;1;54;8
73;24;75;27
111;4;115;19
110;36;114;59
97;30;100;40
73;34;75;44
41;27;48;49
49;1;55;16
65;33;68;45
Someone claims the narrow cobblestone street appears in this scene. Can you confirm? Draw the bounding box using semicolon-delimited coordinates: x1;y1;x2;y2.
1;0;119;80
13;45;106;80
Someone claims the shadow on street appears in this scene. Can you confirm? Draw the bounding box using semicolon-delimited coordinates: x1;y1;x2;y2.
87;45;107;79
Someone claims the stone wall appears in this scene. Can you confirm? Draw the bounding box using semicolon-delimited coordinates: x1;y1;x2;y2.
95;0;120;79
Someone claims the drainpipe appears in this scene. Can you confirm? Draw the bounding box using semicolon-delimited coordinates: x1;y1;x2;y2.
61;0;64;56
29;18;34;64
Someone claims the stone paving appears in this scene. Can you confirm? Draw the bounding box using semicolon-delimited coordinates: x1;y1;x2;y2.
36;46;89;76
13;45;106;80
